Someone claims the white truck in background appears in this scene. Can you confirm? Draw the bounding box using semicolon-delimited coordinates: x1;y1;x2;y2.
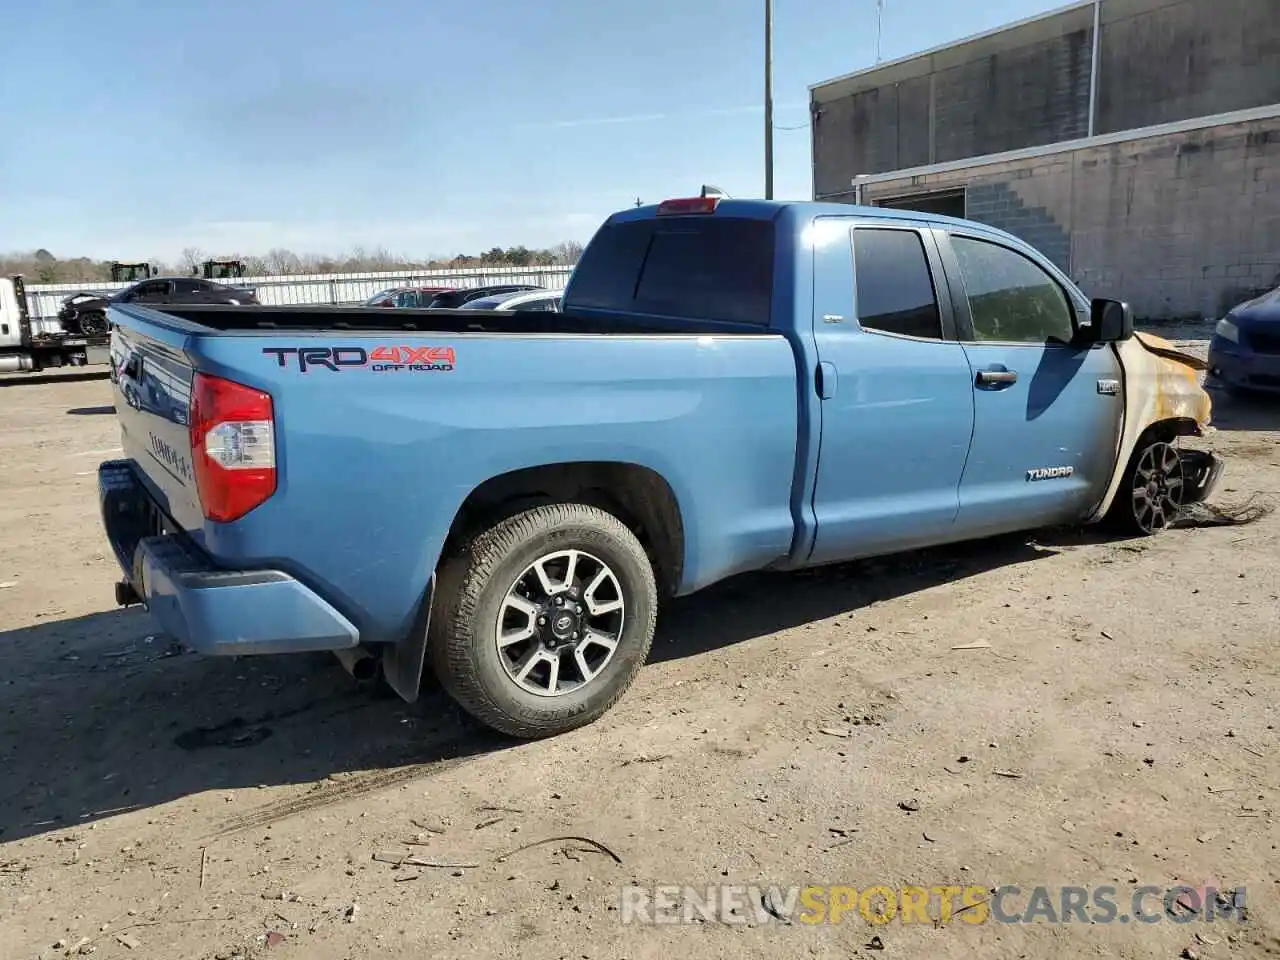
0;275;111;373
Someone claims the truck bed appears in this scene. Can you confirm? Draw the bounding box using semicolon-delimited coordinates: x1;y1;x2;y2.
105;301;803;649
155;304;776;337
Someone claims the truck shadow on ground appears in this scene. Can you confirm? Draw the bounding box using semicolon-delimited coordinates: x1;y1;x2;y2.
0;531;1068;844
0;370;110;389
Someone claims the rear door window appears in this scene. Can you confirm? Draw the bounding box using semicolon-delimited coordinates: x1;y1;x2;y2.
852;228;943;339
567;217;775;326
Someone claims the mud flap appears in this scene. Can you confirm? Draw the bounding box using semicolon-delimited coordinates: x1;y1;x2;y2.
380;575;434;703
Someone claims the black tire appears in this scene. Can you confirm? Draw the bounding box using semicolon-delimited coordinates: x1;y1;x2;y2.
1105;437;1185;535
428;503;657;739
76;311;108;337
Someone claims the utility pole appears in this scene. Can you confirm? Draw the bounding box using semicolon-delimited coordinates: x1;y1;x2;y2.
1086;0;1101;137
764;0;774;200
875;0;884;63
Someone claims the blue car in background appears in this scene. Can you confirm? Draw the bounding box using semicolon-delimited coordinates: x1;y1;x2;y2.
1208;284;1280;395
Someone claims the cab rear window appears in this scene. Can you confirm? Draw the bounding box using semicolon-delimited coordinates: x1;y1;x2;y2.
566;218;775;326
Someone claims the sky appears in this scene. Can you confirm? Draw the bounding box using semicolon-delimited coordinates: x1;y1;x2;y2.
1;0;1073;262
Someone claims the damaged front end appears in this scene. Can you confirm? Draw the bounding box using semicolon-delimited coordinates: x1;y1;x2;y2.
1090;331;1226;524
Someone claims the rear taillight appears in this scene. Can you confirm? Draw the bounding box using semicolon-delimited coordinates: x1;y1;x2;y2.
189;372;277;523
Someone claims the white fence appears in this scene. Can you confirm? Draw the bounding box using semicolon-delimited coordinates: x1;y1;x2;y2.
24;264;575;321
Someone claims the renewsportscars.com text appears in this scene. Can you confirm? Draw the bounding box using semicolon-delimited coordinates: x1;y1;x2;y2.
618;883;1248;926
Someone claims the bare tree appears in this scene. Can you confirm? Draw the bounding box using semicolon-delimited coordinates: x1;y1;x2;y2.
263;248;303;276
179;247;206;276
551;240;584;265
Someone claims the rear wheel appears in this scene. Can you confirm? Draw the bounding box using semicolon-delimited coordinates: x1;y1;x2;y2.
429;503;657;739
1108;439;1185;535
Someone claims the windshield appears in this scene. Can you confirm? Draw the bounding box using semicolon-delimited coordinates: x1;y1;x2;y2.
364;288;401;304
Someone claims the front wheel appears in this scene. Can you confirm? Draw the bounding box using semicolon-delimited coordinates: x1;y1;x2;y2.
429;503;657;739
1107;438;1185;535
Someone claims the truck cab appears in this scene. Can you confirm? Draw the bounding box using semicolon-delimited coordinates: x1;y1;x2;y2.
110;262;156;283
201;260;247;280
0;276;32;355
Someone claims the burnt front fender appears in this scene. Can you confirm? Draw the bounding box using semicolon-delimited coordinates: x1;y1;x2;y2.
1088;333;1220;520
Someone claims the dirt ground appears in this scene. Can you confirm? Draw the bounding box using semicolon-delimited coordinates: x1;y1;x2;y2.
1;345;1278;960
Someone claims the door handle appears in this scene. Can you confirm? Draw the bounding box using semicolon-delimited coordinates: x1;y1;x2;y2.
817;360;838;399
976;368;1018;387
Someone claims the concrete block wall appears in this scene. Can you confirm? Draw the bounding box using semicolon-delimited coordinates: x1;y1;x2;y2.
812;0;1280;199
931;27;1093;164
1098;0;1280;134
863;115;1280;321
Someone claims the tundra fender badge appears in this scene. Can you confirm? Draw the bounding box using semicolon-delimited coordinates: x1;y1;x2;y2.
1097;379;1120;395
1027;466;1074;482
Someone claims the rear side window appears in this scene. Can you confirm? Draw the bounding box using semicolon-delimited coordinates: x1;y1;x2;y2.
566;218;774;326
852;228;942;339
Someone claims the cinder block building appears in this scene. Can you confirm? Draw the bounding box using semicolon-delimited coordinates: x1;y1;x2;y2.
809;0;1280;321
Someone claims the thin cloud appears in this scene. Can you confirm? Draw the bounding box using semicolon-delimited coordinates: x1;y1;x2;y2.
539;112;670;129
517;101;808;131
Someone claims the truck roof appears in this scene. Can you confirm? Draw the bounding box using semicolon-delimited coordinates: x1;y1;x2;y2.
608;197;981;232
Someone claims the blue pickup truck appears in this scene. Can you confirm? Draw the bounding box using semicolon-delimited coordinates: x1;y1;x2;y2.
99;196;1223;738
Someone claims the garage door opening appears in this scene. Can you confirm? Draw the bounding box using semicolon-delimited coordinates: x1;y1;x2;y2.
874;188;966;219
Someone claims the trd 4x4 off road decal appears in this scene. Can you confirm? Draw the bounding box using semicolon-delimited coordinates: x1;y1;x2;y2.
262;346;456;373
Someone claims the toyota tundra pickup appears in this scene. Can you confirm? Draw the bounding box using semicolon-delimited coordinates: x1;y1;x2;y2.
98;196;1224;739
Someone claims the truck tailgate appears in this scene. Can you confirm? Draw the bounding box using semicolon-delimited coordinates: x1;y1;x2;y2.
109;317;205;533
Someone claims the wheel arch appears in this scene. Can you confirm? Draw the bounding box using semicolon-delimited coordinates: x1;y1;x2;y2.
1089;415;1204;522
443;461;686;600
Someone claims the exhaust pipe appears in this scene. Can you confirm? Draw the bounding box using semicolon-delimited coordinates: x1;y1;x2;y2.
334;646;379;683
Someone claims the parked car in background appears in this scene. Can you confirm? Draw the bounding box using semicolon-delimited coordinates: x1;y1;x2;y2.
425;284;542;309
364;286;454;308
1207;283;1280;395
59;276;258;336
462;288;564;312
98;195;1223;742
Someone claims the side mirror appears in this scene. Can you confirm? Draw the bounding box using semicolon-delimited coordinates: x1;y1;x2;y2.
1088;298;1134;343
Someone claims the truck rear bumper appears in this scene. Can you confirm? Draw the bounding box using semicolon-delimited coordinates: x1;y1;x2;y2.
99;460;360;656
